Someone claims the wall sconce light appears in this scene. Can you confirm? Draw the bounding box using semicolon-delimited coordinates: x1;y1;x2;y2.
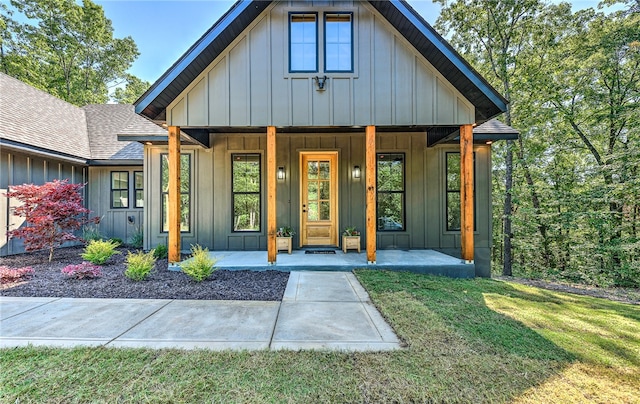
277;166;286;181
352;165;361;179
314;75;328;91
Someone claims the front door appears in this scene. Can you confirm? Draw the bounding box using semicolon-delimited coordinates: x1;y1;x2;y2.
300;152;338;246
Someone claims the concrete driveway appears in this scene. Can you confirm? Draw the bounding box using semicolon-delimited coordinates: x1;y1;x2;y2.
0;271;400;351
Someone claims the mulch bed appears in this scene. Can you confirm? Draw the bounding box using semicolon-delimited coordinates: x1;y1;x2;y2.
0;246;289;301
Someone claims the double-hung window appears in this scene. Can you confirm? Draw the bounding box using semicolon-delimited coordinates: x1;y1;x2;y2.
161;153;191;232
377;153;405;231
289;13;318;72
111;171;129;208
232;154;261;232
324;13;353;72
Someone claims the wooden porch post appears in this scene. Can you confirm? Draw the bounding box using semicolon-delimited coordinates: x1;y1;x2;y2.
460;124;474;263
267;126;277;264
366;125;377;264
168;126;181;263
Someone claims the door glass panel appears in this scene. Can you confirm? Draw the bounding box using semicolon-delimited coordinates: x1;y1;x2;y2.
307;182;318;201
319;181;330;199
319;161;330;179
320;201;330;220
308;162;318;179
308;202;318;221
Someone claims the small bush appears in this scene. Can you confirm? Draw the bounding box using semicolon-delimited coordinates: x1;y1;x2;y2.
109;237;123;245
130;228;144;249
0;266;34;284
153;244;168;259
125;250;156;281
82;224;104;242
180;244;216;282
61;262;102;279
81;239;121;265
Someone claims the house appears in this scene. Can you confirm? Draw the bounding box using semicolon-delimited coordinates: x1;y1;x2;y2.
0;72;165;255
124;0;518;277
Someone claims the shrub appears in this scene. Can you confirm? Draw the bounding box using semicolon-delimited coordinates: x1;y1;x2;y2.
125;250;156;281
0;266;34;284
61;262;102;279
81;239;121;265
82;224;104;242
130;228;144;249
153;244;168;259
4;180;98;261
109;237;123;245
180;244;217;282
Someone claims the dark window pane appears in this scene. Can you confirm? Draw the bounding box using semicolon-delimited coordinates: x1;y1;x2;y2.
377;154;404;192
320;201;330;220
232;154;261;232
447;153;461;190
308;202;318;221
234;194;260;231
135;190;144;208
134;172;143;189
447;192;461;231
233;155;260;193
377;193;404;230
112;190;128;208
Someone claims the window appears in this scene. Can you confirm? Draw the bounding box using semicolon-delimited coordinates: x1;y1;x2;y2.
161;154;191;232
446;152;475;231
134;171;144;208
377;153;405;231
324;13;352;72
289;13;317;72
232;154;261;232
111;171;129;208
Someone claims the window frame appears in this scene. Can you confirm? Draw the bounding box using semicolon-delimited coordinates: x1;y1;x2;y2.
376;152;406;232
288;12;319;73
134;171;144;209
160;153;191;233
445;152;476;232
231;153;262;233
323;12;354;73
110;171;129;209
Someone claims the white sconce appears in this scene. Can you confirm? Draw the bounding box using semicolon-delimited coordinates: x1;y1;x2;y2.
277;166;286;181
352;165;361;179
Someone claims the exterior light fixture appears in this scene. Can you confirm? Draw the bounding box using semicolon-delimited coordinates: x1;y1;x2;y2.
352;165;361;179
486;140;493;145
277;166;286;181
314;75;328;91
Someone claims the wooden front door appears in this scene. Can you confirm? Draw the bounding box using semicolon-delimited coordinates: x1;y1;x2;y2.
300;152;338;246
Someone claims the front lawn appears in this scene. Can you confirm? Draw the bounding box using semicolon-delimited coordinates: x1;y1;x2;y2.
2;270;638;403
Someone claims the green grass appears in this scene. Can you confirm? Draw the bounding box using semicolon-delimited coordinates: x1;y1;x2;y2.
2;270;638;403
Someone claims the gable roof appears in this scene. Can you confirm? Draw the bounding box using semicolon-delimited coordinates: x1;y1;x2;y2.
135;0;507;123
0;73;164;163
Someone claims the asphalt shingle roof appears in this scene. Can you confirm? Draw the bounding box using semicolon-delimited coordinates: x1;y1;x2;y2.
83;104;145;160
474;119;520;135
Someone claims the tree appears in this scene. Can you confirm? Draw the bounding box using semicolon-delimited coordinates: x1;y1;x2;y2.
5;180;97;262
112;74;150;104
2;0;140;105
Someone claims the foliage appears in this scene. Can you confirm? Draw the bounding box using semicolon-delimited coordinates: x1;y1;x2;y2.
124;250;156;281
5;180;96;262
81;239;120;265
129;228;143;249
108;237;123;245
153;244;168;260
276;226;295;237
1;0;140;106
180;245;216;282
0;265;34;284
61;262;101;279
342;226;360;236
82;224;104;243
111;74;149;104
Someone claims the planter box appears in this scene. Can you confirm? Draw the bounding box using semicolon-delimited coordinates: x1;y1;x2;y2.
276;236;292;254
342;235;361;253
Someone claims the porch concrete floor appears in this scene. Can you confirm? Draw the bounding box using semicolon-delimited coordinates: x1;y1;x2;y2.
202;249;475;278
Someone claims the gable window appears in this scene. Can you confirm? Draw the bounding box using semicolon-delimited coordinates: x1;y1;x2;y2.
232;154;261;232
324;13;353;72
161;154;191;233
377;153;405;231
289;13;317;72
134;171;144;208
446;152;475;231
111;171;129;209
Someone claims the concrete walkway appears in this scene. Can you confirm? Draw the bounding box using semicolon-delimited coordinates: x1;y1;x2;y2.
0;271;400;351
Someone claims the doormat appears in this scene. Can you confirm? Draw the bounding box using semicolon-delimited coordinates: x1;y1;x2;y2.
305;250;337;254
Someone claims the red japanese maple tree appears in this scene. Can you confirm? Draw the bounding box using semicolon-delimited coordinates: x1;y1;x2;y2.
5;180;97;261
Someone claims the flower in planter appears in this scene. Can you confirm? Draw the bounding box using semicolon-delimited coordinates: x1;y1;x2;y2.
276;226;296;237
343;226;360;236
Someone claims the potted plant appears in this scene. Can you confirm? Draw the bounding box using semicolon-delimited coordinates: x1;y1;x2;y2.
342;226;361;253
276;226;295;254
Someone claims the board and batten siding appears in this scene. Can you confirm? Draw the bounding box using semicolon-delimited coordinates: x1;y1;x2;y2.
0;150;87;256
142;133;492;275
167;1;474;128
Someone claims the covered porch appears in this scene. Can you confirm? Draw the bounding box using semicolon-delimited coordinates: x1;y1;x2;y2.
184;249;475;278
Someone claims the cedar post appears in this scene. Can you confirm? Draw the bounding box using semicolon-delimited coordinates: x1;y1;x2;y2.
366;125;377;264
460;124;474;263
168;126;181;263
267;126;277;264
